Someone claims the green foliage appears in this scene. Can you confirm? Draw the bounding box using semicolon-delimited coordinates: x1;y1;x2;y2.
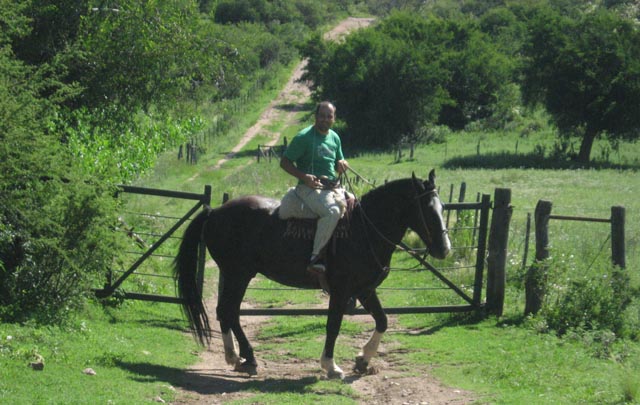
214;0;336;28
10;0;85;65
435;17;515;129
304;11;516;149
75;1;203;111
304;12;449;149
0;301;200;403
521;6;640;162
55;106;205;181
478;6;528;58
0;183;120;324
539;261;638;338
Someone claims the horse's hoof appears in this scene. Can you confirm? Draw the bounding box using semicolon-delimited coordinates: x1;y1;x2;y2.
326;368;345;380
234;361;258;376
353;356;368;374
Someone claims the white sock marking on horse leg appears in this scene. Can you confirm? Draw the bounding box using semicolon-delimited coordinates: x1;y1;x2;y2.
222;331;241;366
358;330;383;363
320;349;344;379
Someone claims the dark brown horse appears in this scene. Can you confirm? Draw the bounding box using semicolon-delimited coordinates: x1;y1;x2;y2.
174;170;451;379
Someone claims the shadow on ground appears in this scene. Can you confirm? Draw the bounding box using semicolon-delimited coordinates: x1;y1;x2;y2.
443;151;640;171
116;360;320;395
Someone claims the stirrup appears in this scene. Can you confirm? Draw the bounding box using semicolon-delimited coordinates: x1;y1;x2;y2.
307;262;326;275
307;254;326;275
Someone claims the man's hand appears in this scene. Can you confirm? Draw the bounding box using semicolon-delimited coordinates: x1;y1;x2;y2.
303;174;322;189
335;159;349;174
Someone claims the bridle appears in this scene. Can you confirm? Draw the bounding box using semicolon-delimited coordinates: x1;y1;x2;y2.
412;185;449;247
342;172;448;265
339;171;449;305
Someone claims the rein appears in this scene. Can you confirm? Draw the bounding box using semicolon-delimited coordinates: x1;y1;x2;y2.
412;187;438;246
341;170;444;268
338;170;449;306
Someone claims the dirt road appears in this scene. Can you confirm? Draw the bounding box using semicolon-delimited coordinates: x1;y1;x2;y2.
174;17;476;405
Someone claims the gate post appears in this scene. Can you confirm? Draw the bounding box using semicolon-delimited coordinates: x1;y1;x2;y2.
486;188;512;316
611;206;625;269
524;200;552;316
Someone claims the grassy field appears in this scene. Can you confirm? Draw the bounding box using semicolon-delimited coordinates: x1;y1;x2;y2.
2;83;639;403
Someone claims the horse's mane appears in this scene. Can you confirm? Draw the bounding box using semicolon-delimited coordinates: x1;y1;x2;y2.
360;178;415;204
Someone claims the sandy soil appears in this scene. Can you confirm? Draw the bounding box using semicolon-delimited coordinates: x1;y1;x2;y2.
173;17;478;405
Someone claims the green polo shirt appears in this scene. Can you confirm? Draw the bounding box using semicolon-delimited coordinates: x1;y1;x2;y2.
284;125;344;182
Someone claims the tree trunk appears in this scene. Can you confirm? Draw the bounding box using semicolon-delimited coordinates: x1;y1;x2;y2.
577;127;598;163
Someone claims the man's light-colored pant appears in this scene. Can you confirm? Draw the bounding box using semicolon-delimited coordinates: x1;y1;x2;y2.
279;184;347;256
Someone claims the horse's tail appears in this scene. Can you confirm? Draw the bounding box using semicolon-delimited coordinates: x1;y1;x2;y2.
174;208;211;346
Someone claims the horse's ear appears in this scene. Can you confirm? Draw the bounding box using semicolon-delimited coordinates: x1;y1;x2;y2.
428;169;436;185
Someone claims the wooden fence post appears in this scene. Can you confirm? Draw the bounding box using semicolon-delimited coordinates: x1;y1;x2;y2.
611;206;625;269
486;188;512;316
524;200;552;316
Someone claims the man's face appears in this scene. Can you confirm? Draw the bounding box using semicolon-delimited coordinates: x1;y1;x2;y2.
315;105;335;134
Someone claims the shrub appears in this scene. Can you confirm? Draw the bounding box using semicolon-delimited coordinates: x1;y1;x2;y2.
0;180;121;324
540;261;638;338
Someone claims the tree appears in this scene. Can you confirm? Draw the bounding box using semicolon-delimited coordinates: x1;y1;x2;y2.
303;11;515;147
1;0;117;323
11;0;87;65
522;7;640;163
303;16;449;149
435;17;514;129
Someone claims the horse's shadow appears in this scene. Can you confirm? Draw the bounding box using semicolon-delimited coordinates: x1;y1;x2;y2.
115;360;320;395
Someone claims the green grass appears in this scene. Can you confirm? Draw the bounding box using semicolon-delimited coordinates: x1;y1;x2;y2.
105;115;640;403
389;316;639;404
0;301;200;404
4;57;640;403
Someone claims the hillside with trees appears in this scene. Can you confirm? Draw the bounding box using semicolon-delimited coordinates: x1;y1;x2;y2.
1;0;356;322
2;0;639;323
302;1;640;157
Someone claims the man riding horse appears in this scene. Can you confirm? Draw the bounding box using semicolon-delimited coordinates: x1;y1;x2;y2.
279;101;349;277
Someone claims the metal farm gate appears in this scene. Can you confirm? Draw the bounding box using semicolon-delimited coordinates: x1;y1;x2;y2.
239;188;510;317
95;185;510;317
94;185;211;304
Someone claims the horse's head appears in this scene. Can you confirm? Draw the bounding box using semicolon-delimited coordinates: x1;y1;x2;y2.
409;170;451;259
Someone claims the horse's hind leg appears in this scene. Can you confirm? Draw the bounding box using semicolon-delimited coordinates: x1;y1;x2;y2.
354;291;387;374
216;272;257;375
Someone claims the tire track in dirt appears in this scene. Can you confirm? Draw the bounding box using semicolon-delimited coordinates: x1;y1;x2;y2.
186;18;377;182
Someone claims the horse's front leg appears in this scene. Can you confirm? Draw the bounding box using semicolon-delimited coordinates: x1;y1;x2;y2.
354;290;387;374
321;288;351;380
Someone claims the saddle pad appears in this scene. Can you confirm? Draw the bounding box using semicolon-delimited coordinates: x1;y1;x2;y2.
283;218;351;240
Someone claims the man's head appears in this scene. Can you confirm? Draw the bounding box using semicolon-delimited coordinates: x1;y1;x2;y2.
314;101;336;135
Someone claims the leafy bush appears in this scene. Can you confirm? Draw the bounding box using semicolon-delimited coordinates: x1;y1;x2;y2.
56;107;204;181
305;11;516;149
0;3;120;324
0;184;120;324
214;0;332;28
539;260;638;338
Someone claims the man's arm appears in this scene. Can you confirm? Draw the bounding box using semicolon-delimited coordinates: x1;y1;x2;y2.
280;157;322;189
